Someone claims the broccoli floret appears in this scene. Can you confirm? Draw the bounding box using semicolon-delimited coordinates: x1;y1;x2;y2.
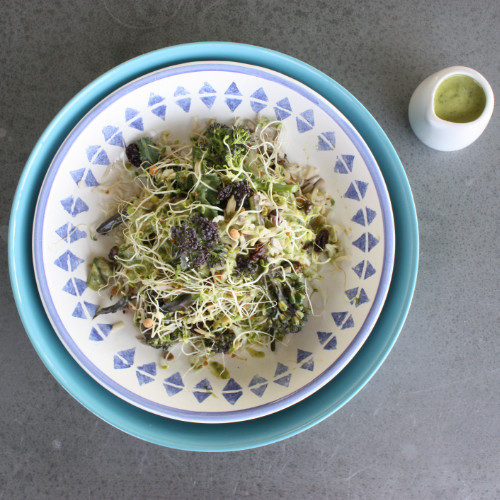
235;253;260;275
234;242;267;276
204;122;231;149
142;326;182;349
216;180;253;207
200;122;251;167
194;213;219;247
204;122;250;146
171;224;199;252
266;270;311;342
170;214;223;270
203;329;235;354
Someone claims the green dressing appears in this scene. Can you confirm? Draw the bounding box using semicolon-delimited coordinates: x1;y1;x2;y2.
434;75;486;123
246;347;265;358
209;361;230;380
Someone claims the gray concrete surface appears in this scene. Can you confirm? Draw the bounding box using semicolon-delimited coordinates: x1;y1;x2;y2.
1;1;499;498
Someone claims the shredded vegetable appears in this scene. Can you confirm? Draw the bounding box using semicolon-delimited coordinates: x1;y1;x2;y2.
87;118;344;368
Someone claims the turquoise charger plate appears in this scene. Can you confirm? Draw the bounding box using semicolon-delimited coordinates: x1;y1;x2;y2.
9;42;418;451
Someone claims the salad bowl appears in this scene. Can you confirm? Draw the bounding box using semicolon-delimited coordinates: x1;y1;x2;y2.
32;61;395;423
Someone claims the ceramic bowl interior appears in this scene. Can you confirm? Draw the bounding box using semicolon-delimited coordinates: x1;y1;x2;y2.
33;61;395;423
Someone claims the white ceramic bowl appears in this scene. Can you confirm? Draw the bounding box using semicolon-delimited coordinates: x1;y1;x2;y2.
33;61;395;423
408;66;494;151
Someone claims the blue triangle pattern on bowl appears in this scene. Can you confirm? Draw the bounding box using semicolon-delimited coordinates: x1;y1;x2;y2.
148;92;165;106
251;87;268;101
301;359;314;371
201;96;216;109
152;105;166;120
54;250;84;272
274;374;292;387
224;82;242;96
199;82;216;94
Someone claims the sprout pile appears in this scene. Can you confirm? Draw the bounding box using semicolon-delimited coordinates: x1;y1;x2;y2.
87;118;344;368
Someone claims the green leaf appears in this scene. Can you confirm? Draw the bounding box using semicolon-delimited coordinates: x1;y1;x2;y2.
137;137;160;168
196;173;221;206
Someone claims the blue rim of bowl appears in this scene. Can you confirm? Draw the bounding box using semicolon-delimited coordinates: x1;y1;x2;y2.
33;61;395;423
9;42;418;450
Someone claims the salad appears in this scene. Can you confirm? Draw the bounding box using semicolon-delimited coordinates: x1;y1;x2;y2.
87;118;344;367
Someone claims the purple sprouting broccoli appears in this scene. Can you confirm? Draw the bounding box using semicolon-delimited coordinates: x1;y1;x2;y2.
170;214;223;270
235;253;260;275
203;329;235;354
171;224;199;252
193;214;219;249
234;242;268;276
216;180;253;207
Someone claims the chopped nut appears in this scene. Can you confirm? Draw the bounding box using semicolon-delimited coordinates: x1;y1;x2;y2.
229;228;241;240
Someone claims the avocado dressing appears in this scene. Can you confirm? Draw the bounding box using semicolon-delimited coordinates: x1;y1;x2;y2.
433;75;486;123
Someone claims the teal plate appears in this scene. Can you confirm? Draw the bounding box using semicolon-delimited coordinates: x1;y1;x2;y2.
9;43;418;451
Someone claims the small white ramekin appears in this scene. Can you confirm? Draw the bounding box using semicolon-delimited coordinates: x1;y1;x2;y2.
408;66;494;151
